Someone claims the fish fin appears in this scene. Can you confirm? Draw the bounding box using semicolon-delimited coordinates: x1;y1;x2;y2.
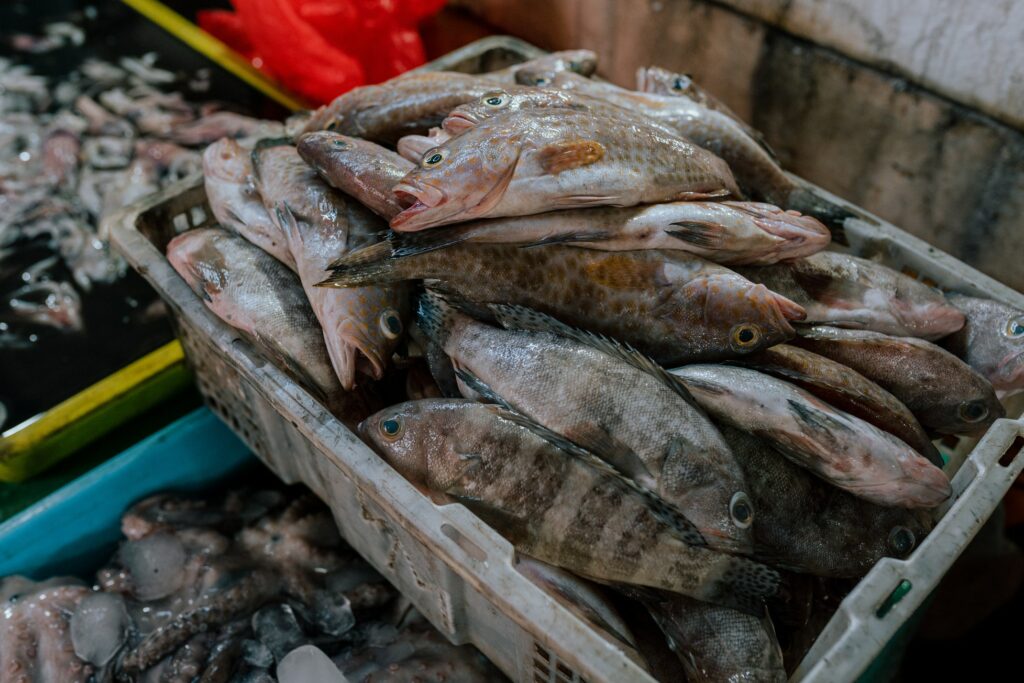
665;221;724;249
518;231;613;248
790;267;839;301
704;556;782;616
567;422;657;487
487;303;703;411
415;289;464;349
556;194;621;207
447;493;532;546
317;242;400;287
786;398;854;438
388;227;472;258
475;395;708;549
675;189;732;201
273;203;303;251
537;139;605;175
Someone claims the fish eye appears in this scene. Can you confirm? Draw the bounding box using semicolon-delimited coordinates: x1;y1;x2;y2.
422;149;447;168
482;92;507;108
1005;316;1024;338
729;492;753;529
379;308;403;340
331;138;347;148
887;526;916;556
529;75;551;87
730;323;762;351
672;77;686;91
379;417;403;440
958;400;989;423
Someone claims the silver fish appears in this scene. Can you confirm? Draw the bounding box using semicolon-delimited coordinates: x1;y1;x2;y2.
944;294;1024;397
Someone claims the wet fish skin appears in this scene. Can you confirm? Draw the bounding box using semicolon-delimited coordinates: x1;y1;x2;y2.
300;71;503;144
669;364;951;508
635;65;742;124
625;588;786;683
166;228;341;403
736;252;966;340
251;141;407;389
386;200;830;265
794;325;1005;436
321;242;804;365
297;132;412;221
943;294;1024;396
733;344;941;465
359;398;780;612
202;138;293;268
483;50;598;85
416;293;754;552
170;111;284;147
390;108;741;231
717;424;933;578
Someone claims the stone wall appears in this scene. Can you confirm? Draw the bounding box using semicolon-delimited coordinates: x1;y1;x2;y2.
452;0;1024;292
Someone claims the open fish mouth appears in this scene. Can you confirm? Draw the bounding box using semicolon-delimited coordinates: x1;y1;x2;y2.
391;181;449;230
754;286;805;336
995;350;1024;393
443;111;478;134
328;337;387;390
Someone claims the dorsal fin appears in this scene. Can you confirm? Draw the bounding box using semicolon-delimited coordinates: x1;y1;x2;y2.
486;303;701;411
458;368;707;549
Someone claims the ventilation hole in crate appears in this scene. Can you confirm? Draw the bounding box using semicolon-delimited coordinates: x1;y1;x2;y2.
172;213;189;233
999;435;1024;467
189;205;206;227
531;642;586;683
440;523;487;562
940;434;961;450
921;276;938;288
876;579;912;618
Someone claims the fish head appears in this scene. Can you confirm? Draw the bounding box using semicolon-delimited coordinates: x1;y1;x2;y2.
947;294;1024;394
635;65;697;98
165;229;229;303
391;125;522;231
201;138;249;183
891;449;953;508
683;274;804;356
921;372;1005;437
359;398;480;490
510;50;597;87
889;280;965;339
325;287;409;389
444;89;582;135
726;202;832;258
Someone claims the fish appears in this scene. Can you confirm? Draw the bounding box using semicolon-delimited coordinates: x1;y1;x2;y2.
299;71;505;143
169;111;285;147
359;398;781;613
385;200;830;265
943;294;1024;397
623;588;786;683
793;326;1005;436
202;138;294;268
521;71;853;233
735;252;966;340
717;424;933;577
396;129;450;162
482;50;598;85
516;556;639;657
321;242;805;365
416;293;754;552
166;227;344;406
296;132;412;221
732;344;942;465
390;108;741;231
4;279;83;331
669;364;951;508
251;140;407;389
635;65;743;126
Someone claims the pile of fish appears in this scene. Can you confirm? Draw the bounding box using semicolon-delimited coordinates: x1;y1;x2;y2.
172;50;1024;681
0;50;282;428
0;486;502;682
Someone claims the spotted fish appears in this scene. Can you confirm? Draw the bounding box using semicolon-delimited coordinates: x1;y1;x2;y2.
390;108;741;231
320;242;804;365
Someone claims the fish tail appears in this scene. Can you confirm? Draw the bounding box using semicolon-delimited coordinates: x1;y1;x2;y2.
785;187;876;246
318;242;403;287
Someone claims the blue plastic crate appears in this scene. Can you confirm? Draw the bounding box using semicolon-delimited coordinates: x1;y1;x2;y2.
0;408;254;579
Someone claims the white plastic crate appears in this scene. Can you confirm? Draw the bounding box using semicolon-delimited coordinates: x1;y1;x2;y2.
108;37;1024;683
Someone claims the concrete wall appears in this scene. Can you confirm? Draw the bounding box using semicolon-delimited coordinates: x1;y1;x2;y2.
453;0;1024;292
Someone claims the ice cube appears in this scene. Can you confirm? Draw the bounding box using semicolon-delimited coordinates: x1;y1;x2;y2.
70;592;131;666
252;603;307;662
119;532;186;600
278;645;349;683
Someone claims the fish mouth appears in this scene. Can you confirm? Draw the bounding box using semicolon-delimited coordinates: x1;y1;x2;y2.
993;350;1024;393
326;329;388;391
754;285;805;336
442;111;478;134
391;181;449;231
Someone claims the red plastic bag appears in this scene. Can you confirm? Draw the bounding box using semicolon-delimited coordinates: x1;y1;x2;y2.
197;9;254;59
234;0;366;104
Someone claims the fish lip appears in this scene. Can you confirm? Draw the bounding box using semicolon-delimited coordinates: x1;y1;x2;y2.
443;111;477;134
994;350;1024;389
